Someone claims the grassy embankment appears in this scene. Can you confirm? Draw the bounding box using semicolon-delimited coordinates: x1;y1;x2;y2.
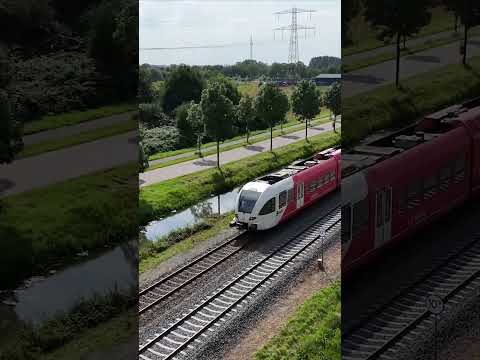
344;6;456;56
19;119;137;158
0;164;137;288
23;102;137;135
140;213;234;274
344;27;480;73
147;114;331;170
0;290;136;360
255;281;340;360
343;55;480;147
140;131;340;225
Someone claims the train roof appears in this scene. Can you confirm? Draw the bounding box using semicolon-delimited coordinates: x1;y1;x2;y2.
342;97;480;178
254;147;340;185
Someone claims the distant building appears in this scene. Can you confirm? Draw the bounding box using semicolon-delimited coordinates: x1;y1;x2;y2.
312;74;341;86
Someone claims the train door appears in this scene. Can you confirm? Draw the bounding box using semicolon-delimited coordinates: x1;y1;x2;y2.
375;187;392;248
296;182;304;209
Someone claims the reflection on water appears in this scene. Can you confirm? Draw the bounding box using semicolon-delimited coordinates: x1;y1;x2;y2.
144;187;241;241
1;241;137;326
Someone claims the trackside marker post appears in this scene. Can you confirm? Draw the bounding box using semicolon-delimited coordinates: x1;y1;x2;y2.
426;295;444;360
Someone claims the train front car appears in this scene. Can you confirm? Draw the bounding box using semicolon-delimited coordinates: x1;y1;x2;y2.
234;147;341;231
234;177;293;231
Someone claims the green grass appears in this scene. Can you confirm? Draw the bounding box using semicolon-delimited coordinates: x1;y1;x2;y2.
255;281;340;360
344;6;457;56
343;56;480;146
19;119;137;158
23;102;137;135
147;115;331;170
140;214;234;274
139;131;340;224
0;290;136;360
149;108;330;161
0;164;138;287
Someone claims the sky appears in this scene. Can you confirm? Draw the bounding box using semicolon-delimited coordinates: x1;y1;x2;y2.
139;0;341;66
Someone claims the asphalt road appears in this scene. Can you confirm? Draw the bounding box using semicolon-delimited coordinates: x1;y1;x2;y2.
140;123;339;187
343;35;480;97
0;131;138;198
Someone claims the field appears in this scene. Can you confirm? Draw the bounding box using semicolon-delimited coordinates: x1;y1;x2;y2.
139;130;340;224
255;281;340;360
343;55;480;146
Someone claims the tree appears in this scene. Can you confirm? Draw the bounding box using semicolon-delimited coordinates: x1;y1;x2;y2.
208;76;241;105
254;83;290;151
201;82;234;168
186;102;204;154
342;0;362;46
175;103;196;147
139;141;149;173
450;0;480;65
324;82;341;132
0;91;23;164
138;65;154;103
364;0;431;87
291;81;322;141
236;95;255;143
162;65;205;113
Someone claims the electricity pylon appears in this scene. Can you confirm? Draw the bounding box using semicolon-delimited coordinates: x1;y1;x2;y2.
274;7;316;63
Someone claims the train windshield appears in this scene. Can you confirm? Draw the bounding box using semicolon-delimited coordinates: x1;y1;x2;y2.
238;190;261;213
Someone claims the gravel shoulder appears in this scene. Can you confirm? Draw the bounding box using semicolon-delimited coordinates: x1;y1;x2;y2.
222;240;341;360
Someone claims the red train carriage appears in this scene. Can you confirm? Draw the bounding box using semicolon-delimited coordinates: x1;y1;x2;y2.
235;148;341;231
342;98;480;274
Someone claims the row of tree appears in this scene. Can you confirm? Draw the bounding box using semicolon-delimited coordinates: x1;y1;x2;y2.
139;65;341;171
141;56;340;86
343;0;480;86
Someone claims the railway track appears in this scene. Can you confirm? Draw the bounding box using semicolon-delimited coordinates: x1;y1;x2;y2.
342;234;480;360
139;206;341;360
139;231;248;314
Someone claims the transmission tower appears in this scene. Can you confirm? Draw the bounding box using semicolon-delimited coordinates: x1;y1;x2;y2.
274;7;316;63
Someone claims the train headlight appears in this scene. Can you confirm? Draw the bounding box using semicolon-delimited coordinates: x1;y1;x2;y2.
249;216;256;220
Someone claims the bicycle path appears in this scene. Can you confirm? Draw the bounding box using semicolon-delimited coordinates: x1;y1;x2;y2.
23;111;137;146
140;122;340;187
150;117;329;166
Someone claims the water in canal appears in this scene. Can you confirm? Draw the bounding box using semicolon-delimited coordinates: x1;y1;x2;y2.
144;187;241;241
0;241;137;328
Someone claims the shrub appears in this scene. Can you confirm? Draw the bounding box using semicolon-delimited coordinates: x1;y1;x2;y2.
139;102;173;128
142;126;180;155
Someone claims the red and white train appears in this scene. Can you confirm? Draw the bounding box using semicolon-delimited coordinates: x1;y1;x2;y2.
342;97;480;274
234;148;341;230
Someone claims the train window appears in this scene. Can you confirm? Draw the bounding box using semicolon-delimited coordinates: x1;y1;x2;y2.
287;188;294;202
259;198;276;215
376;194;383;227
341;205;352;244
279;191;287;208
308;181;316;193
407;181;422;208
424;175;437;198
398;188;407;214
385;188;392;222
238;190;261;214
439;166;451;189
352;198;369;235
454;156;466;182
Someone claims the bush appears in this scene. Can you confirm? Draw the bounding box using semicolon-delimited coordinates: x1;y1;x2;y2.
142;126;180;156
139;102;173;128
9;51;100;122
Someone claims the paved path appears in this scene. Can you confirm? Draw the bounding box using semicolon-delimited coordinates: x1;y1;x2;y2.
0;131;138;198
23;111;136;146
343;29;462;64
344;35;480;98
150;117;328;166
140;123;340;187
